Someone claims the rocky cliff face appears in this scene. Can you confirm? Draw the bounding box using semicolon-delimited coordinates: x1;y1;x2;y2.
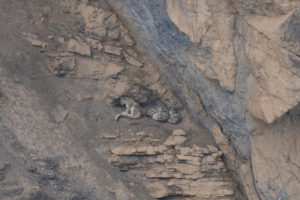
0;0;299;200
0;0;239;199
105;0;300;199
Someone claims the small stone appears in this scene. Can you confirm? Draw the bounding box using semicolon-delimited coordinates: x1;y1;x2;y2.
31;39;47;48
172;129;186;136
103;45;122;56
67;39;91;56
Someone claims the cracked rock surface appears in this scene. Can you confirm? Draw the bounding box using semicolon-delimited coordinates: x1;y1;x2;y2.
0;0;241;199
1;0;299;200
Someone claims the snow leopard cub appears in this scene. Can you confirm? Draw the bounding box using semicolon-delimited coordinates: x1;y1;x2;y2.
115;97;142;121
146;101;169;122
168;108;181;124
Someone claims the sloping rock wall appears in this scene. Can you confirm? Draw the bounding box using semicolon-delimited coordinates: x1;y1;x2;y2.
0;0;242;199
105;0;300;199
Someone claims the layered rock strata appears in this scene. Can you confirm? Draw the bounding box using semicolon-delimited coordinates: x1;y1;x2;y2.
99;129;237;200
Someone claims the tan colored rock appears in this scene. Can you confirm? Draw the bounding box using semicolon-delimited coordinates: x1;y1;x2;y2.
163;135;186;146
22;32;47;48
103;63;124;77
31;39;47;48
166;0;209;44
104;14;119;29
236;13;300;123
57;37;65;44
146;181;170;199
67;39;91;56
80;4;109;38
251;115;300;200
207;144;218;153
103;45;122;56
176;145;208;156
212;151;223;160
167;0;237;91
172;129;186;136
22;32;48;48
168;178;235;198
111;144;166;155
